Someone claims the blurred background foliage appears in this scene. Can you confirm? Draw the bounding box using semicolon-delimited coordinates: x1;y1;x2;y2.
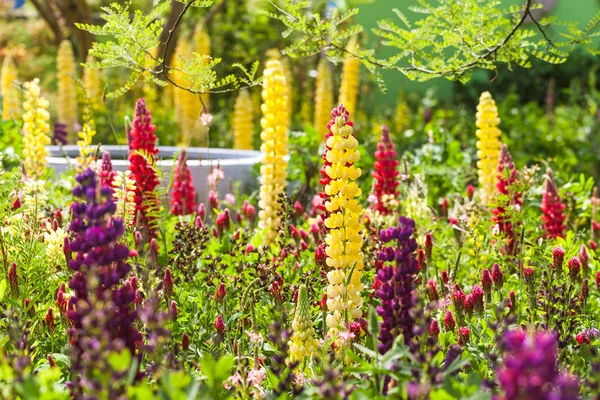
0;0;598;188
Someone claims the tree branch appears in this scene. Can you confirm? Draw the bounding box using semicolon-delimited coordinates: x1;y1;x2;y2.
29;0;63;44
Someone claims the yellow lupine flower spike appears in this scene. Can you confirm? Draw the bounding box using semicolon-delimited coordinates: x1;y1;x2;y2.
83;55;102;111
1;55;19;120
338;37;360;117
113;170;137;226
314;57;333;137
476;91;502;205
57;40;79;137
323;105;364;339
233;90;255;150
194;24;211;110
288;285;318;363
258;58;289;245
172;37;207;146
22;79;51;179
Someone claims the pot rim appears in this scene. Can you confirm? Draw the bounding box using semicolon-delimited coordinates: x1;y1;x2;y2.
46;145;264;167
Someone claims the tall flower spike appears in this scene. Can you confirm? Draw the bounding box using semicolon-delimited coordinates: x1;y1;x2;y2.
75;107;97;171
233;90;255;150
323;105;364;338
112;170;137;226
170;150;197;216
172;38;203;146
22;78;51;179
83;55;102;111
128;98;161;239
194;24;211;111
493;144;521;254
1;54;19;120
541;169;567;239
314;57;333;138
258;58;289;245
372;125;399;215
67;168;142;395
57;40;78;137
288;285;318;362
338;37;360;117
375;216;419;353
395;95;409;135
99;151;116;191
475;91;502;205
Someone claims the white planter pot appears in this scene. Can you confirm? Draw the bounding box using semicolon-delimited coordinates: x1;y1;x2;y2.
47;145;262;205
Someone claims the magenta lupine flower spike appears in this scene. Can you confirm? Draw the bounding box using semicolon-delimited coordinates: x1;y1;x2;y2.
372;125;399;215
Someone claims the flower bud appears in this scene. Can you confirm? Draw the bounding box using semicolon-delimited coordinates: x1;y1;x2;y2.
458;326;470;346
466;184;475;199
8;262;18;296
580;279;589;303
425;233;433;261
426;280;439;301
417;248;426;272
197;203;206;222
182;333;190;350
552;246;565;277
163;268;173;299
63;237;72;263
440;197;449;217
215;314;225;335
567;257;581;282
444;310;456;332
293;201;304;217
481;269;492;296
472;284;484;314
216;282;226;303
209;191;219;212
169;301;178;321
429;319;440;337
492;263;503;290
45;308;55;333
48;354;57;367
580;245;590;277
270;280;283;302
319;294;328;311
463;294;474;317
576;331;590;345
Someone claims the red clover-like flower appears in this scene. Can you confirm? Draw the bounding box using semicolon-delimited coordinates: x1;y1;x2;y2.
492;263;504;290
215;314;225;335
444;310;456;332
170;150;197;216
567;257;581;282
